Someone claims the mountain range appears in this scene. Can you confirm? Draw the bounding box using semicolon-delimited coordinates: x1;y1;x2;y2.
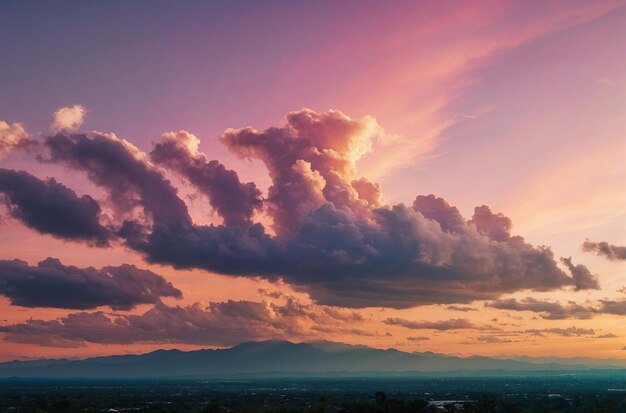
1;340;625;378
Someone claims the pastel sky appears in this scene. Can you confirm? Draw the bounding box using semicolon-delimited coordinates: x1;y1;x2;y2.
0;0;625;362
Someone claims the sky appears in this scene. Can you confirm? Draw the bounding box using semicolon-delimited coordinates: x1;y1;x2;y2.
0;0;625;362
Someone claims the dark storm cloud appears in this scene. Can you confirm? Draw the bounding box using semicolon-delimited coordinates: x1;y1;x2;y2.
0;258;182;310
17;109;599;309
150;131;262;227
0;297;365;347
0;169;111;246
582;240;626;261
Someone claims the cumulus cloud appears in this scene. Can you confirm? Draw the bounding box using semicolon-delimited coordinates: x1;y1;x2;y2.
221;108;385;236
150;131;262;227
51;105;86;133
0;297;367;347
0;258;182;310
560;257;599;290
0;121;30;158
0;169;112;246
583;240;626;261
384;317;496;331
10;108;598;309
468;205;512;242
43;131;191;231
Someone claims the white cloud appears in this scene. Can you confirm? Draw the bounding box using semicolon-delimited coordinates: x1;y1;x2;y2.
0;121;29;158
51;105;87;133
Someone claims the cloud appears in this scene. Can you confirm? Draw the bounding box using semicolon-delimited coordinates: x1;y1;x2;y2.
486;297;597;320
0;169;112;246
597;333;617;339
14;109;597;309
486;296;626;319
384;317;496;331
446;305;477;312
0;121;30;158
523;326;595;337
51;105;86;133
406;336;430;342
0;297;367;347
43;131;191;231
469;326;600;344
560;257;599;291
597;299;626;316
0;257;181;310
468;205;512;242
476;335;516;344
583;240;626;261
150;131;262;227
221;109;384;237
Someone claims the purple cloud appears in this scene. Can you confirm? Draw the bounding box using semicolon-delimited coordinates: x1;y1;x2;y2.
0;169;111;246
0;258;181;310
2;109;599;309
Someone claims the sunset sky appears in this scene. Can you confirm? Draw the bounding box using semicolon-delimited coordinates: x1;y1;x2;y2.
0;0;625;362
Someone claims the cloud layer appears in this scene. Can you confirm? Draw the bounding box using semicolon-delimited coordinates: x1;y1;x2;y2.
486;296;626;319
0;258;182;310
384;317;496;331
0;109;600;309
0;296;366;347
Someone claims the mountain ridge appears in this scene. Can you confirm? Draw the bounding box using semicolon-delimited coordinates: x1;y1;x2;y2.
1;340;625;378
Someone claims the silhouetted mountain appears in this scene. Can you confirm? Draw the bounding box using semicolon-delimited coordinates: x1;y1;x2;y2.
0;340;622;378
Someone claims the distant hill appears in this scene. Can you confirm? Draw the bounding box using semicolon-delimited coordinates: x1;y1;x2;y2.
0;340;624;378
